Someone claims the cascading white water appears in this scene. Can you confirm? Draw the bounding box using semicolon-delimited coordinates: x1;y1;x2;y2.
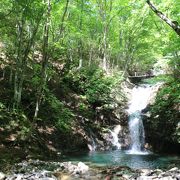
109;130;121;149
109;125;121;149
87;129;97;151
88;137;97;151
128;111;145;154
127;85;156;154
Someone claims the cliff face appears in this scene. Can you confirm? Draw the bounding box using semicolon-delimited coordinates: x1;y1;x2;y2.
143;81;180;153
71;80;131;151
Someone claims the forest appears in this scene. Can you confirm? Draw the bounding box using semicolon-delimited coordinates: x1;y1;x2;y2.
0;0;180;179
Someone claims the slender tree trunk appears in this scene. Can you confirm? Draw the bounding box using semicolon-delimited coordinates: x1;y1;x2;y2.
173;52;180;78
102;25;107;71
123;38;135;76
98;0;113;72
13;15;42;109
88;47;93;66
1;69;5;80
34;0;51;119
68;44;73;63
59;0;69;36
9;66;13;84
147;0;180;36
13;18;24;109
77;0;84;70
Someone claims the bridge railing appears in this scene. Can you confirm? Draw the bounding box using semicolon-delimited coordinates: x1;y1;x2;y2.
130;70;154;77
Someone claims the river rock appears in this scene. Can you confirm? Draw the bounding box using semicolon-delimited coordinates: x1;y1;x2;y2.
159;176;175;180
4;160;180;180
61;162;77;173
168;167;178;172
0;172;5;180
122;174;132;179
58;161;89;175
76;162;89;174
154;169;163;174
54;172;71;180
137;175;158;180
113;125;122;134
140;169;152;176
175;174;180;180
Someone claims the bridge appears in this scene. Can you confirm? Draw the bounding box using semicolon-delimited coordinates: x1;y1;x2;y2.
128;74;155;83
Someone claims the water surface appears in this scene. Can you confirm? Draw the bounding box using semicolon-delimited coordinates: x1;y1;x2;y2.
64;150;180;169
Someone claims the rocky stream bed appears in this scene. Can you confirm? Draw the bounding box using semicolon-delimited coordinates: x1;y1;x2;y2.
0;160;180;180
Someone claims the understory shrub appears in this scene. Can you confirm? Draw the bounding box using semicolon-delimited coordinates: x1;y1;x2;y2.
150;78;180;144
63;66;123;108
39;92;73;132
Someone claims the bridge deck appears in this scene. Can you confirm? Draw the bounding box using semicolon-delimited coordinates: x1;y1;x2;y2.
128;75;155;78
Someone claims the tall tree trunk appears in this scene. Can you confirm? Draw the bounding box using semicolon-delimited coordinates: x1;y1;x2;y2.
13;18;24;109
9;65;13;85
34;0;51;119
13;14;42;109
147;0;180;36
102;25;107;71
59;0;70;37
77;0;84;70
88;47;93;66
97;0;107;71
98;0;113;72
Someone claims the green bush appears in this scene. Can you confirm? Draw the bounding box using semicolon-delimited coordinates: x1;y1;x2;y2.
150;78;180;143
63;66;123;108
40;92;73;132
0;102;31;141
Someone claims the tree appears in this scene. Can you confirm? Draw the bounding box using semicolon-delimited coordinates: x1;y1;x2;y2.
0;0;44;109
147;0;180;36
34;0;51;118
0;0;179;113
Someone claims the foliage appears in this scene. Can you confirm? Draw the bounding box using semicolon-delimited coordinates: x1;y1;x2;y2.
64;66;123;107
0;0;179;112
0;102;31;141
142;74;174;84
0;0;179;154
150;78;180;143
40;91;73;131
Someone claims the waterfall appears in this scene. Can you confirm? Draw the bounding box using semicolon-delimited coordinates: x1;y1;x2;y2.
127;84;156;154
109;125;121;149
87;129;97;151
88;137;97;151
128;111;145;153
